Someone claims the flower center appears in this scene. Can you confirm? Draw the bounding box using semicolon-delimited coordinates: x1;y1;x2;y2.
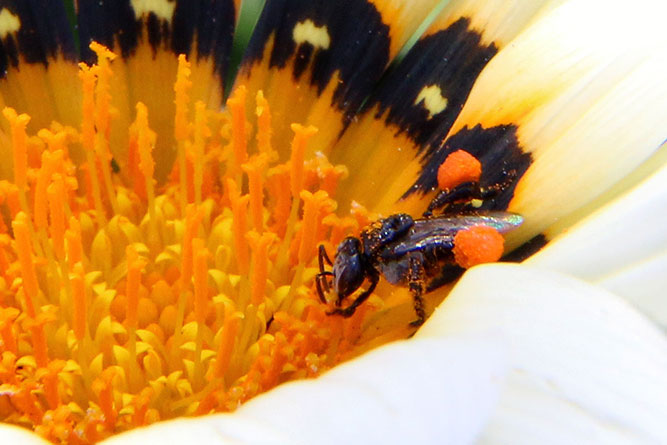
0;43;384;443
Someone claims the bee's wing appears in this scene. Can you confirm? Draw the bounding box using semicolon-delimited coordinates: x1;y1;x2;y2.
415;211;523;233
388;212;523;257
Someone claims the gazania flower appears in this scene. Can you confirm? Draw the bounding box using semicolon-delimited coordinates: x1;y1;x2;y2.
1;0;666;443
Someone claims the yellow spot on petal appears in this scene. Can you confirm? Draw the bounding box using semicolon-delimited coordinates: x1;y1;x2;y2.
131;0;176;21
415;84;448;118
0;8;20;38
293;19;331;50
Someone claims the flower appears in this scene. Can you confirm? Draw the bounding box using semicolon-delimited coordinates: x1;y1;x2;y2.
1;0;666;444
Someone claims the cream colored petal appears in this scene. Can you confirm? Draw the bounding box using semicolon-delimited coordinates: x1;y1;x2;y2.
432;0;566;46
419;264;667;444
528;161;667;325
445;0;667;249
101;335;506;444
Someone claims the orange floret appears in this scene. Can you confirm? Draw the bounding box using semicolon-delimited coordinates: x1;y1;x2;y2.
453;225;505;269
437;149;482;190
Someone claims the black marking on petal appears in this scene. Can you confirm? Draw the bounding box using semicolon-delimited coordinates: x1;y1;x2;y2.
77;0;235;74
502;234;548;262
366;18;497;149
404;124;532;211
242;0;390;121
0;0;76;77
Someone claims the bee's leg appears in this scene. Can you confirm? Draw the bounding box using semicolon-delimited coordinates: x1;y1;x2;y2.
319;244;333;268
407;254;426;327
423;170;518;216
423;181;479;216
316;272;333;304
318;245;333;294
327;271;379;318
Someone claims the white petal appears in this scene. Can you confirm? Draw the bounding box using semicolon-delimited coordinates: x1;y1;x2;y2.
101;334;506;444
0;424;49;445
597;251;667;329
528;161;667;326
419;264;667;444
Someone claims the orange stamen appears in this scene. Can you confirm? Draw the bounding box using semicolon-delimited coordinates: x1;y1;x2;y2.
192;101;210;205
135;102;156;188
26;315;50;368
125;245;142;329
246;231;277;306
65;216;83;268
289;123;318;199
267;165;291;236
298;190;333;265
255;91;275;159
78;63;106;225
174;54;192;215
72;263;87;341
214;305;241;379
3;107;30;191
92;369;117;430
437;149;482;191
227;179;250;275
89;42;119;214
34;150;58;231
174;54;192;143
12;212;39;317
0;307;19;355
192;239;209;325
47;175;67;261
227;86;248;178
181;205;205;286
242;154;268;231
453;225;505;269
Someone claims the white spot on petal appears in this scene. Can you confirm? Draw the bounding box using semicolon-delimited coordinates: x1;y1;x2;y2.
0;8;20;39
131;0;176;22
415;85;448;118
293;19;331;50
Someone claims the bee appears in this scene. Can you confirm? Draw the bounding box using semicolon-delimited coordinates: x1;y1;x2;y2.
316;211;523;326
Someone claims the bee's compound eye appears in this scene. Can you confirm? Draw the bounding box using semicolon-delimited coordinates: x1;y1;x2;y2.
333;237;365;299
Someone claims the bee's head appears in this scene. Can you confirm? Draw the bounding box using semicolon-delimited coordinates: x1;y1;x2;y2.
332;237;365;302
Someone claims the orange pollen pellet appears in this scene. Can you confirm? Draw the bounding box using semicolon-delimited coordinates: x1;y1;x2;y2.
174;54;192;142
437;149;482;191
290;123;318;199
452;225;505;269
227;179;250;275
47;175;67;261
11;213;38;317
247;231;277;306
3;107;30;190
242;154;268;231
72;263;87;341
192;239;209;324
227;86;248;175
